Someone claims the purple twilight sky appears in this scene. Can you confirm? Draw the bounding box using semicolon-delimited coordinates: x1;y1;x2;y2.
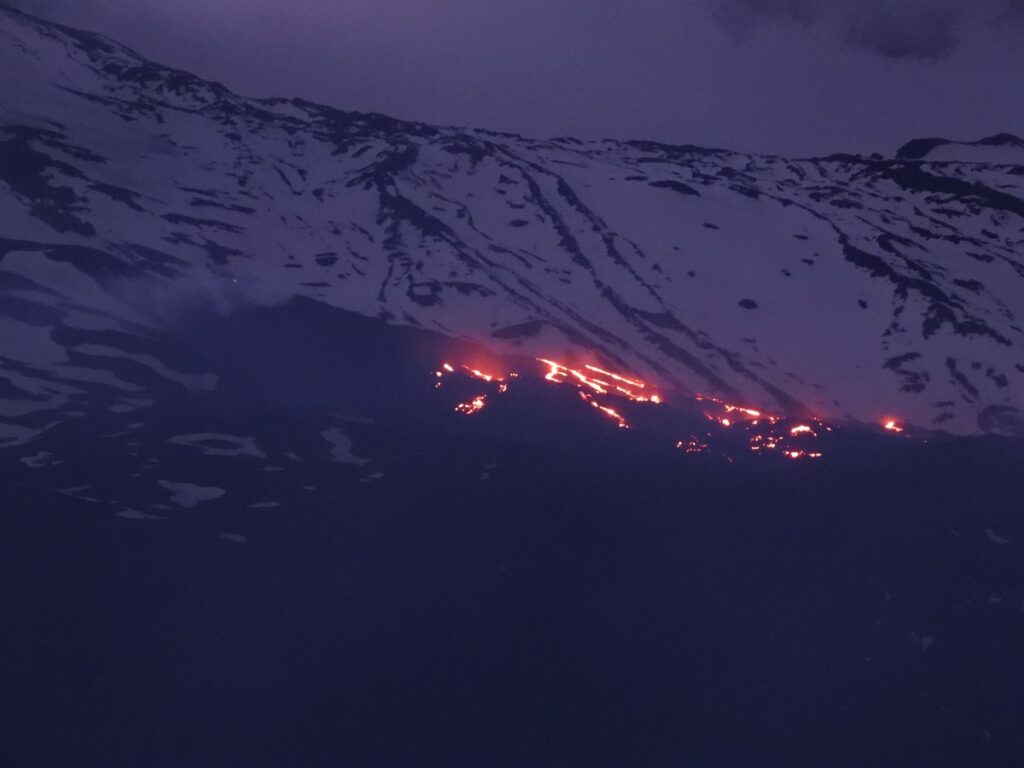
11;0;1024;156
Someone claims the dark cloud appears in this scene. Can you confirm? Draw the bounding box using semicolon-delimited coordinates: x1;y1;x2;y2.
843;3;963;59
712;0;817;36
999;0;1024;23
713;0;1023;59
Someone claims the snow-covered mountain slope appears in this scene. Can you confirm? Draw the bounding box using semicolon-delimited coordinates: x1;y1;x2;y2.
2;5;1024;440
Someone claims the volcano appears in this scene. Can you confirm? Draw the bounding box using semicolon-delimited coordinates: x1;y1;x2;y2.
3;6;1024;441
2;6;1024;768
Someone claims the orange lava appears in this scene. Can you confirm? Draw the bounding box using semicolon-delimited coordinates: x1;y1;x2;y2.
688;392;838;460
725;404;762;418
677;437;709;454
579;391;629;428
697;394;776;424
466;366;503;382
455;395;487;415
785;450;823;460
436;356;907;462
535;357;665;428
538;359;661;403
438;356;659;430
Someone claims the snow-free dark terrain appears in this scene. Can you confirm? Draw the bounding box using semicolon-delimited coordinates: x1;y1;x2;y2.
2;6;1023;767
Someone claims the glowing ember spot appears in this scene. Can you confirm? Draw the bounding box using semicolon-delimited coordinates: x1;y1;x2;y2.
790;425;815;436
720;418;732;427
442;363;454;373
455;395;487;415
883;420;904;433
677;437;709;454
783;450;824;460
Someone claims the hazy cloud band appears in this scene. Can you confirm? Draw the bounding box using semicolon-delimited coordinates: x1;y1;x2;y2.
712;0;1024;59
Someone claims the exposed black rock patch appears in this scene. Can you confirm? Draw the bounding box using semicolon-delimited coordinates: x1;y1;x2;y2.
491;321;544;339
0;126;95;236
883;353;929;393
648;179;700;197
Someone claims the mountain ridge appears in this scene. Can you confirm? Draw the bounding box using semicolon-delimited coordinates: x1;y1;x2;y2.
2;5;1024;440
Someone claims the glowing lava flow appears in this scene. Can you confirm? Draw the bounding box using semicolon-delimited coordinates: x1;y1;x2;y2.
437;362;504;416
538;359;661;404
454;395;487;415
436;363;507;392
579;391;629;429
437;357;662;429
537;357;663;429
690;394;834;460
435;356;907;460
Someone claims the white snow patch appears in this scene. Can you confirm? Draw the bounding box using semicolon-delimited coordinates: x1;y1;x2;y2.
118;507;166;521
167;433;265;457
0;421;59;448
110;399;153;414
158;480;226;508
910;631;936;652
322;427;369;465
20;451;53;468
985;528;1012;545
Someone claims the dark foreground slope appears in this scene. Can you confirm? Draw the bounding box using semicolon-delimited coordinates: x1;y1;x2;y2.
3;299;1023;768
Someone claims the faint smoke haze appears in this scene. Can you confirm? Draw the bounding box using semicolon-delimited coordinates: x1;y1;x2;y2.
712;0;1024;59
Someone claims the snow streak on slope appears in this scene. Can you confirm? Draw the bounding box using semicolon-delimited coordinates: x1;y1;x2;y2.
1;5;1023;441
